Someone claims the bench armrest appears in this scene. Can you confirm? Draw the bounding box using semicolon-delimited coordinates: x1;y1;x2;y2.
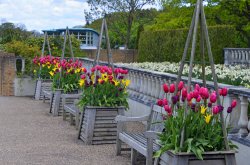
115;115;149;122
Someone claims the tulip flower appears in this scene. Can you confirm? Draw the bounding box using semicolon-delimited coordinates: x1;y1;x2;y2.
157;99;163;107
163;84;169;93
196;96;201;102
181;87;187;98
187;93;193;102
212;106;219;114
219;88;228;96
200;105;207;115
192;90;199;99
178;81;184;91
162;98;168;105
218;105;224;112
227;106;233;113
195;84;200;91
231;99;237;108
204;114;212;124
169;84;175;93
208;102;212;108
164;105;171;113
171;96;178;104
210;92;217;103
199;87;209;99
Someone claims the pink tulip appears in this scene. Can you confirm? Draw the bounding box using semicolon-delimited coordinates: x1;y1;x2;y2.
195;84;200;91
196;96;201;102
187;93;193;102
182;88;188;98
210;92;217;103
193;89;199;99
157;99;163;107
231;99;237;108
169;84;175;93
80;75;86;79
199;87;209;99
162;98;168;106
220;88;228;96
213;106;219;114
163;84;169;93
164;105;172;114
178;81;184;91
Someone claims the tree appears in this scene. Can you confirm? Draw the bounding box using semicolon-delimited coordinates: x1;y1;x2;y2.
86;0;156;49
219;0;250;47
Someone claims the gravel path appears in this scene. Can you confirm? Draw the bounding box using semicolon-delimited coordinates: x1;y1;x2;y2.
0;96;131;165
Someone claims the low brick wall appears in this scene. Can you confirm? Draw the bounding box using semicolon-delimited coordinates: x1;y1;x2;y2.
83;49;138;63
0;52;15;96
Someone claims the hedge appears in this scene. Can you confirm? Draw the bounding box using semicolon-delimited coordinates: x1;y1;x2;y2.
138;25;246;64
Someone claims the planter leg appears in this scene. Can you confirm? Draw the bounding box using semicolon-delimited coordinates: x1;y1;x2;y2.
225;155;236;165
131;148;137;165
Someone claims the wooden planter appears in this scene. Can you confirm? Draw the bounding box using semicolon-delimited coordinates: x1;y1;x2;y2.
78;106;125;145
157;150;236;165
50;89;79;116
34;79;52;100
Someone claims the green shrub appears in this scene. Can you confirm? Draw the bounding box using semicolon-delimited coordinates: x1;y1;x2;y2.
138;25;247;64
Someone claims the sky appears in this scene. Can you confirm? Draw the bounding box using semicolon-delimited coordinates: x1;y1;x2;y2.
0;0;89;32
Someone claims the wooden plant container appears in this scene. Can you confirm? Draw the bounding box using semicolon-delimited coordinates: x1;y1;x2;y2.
50;89;79;116
157;150;236;165
34;79;52;100
78;106;125;145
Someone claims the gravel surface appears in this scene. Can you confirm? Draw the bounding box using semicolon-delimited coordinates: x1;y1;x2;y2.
0;96;138;165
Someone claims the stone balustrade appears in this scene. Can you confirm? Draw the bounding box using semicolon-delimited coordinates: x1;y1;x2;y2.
79;57;250;144
224;48;250;67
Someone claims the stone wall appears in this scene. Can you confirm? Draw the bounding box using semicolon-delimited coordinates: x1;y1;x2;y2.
0;52;15;96
83;49;137;63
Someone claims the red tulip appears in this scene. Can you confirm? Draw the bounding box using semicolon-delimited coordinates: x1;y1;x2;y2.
169;84;175;93
80;75;86;79
231;99;237;108
157;99;163;107
163;84;169;93
199;87;209;99
213;106;219;114
182;87;188;98
178;81;184;91
162;98;168;106
210;92;217;103
220;88;228;96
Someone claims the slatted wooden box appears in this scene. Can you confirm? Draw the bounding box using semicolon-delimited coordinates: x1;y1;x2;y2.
78;106;125;145
157;150;236;165
34;79;52;100
50;89;79;116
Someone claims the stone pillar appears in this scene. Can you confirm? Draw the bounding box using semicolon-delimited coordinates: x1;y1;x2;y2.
246;98;250;140
238;96;249;137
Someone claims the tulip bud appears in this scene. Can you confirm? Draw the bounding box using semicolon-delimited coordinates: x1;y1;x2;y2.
196;95;201;102
220;88;228;96
164;105;171;113
212;106;219;114
195;84;200;91
169;84;175;93
181;87;188;98
187;93;193;102
193;90;199;99
227;106;233;113
178;81;184;91
157;99;163;107
163;84;169;93
231;99;237;108
162;98;168;106
209;92;217;103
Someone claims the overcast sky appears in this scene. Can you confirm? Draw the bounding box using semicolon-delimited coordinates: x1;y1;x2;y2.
0;0;89;32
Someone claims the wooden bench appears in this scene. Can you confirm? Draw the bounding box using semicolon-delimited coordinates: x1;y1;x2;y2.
115;105;165;165
62;94;81;129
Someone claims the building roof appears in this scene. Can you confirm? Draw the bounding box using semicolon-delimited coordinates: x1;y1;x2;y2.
42;27;99;36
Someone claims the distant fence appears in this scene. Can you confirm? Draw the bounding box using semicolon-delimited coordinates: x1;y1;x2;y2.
224;48;250;67
83;49;137;63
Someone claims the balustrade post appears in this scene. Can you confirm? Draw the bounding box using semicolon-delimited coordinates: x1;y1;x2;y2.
126;71;133;96
227;94;240;134
224;49;229;66
138;72;145;100
238;96;249;137
155;76;161;100
158;78;165;99
247;98;250;140
142;73;149;103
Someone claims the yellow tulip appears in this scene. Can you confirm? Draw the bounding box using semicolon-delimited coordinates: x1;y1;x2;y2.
114;80;119;86
75;68;81;73
200;105;207;115
79;79;85;87
47;65;51;69
204;114;212;124
53;67;57;72
49;71;54;77
42;64;45;68
33;70;37;73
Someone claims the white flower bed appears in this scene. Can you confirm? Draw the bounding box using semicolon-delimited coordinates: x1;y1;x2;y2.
118;62;250;88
